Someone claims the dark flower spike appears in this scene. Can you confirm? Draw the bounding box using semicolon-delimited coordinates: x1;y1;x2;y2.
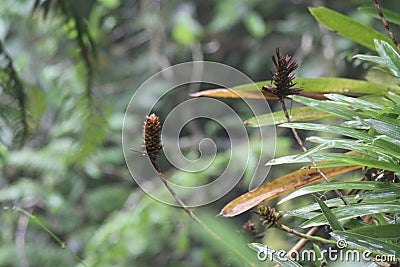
253;206;282;229
262;48;302;99
143;113;162;172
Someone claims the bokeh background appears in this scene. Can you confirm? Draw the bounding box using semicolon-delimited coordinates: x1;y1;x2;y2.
1;0;399;266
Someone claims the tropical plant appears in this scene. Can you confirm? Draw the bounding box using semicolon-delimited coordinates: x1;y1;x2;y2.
1;1;400;266
194;4;400;266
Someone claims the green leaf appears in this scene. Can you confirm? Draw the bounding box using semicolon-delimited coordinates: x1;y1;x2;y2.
359;6;400;26
290;95;363;120
376;40;400;76
386;92;400;105
278;123;400;158
354;54;386;67
333;231;400;259
301;137;395;161
244;106;334;127
248;243;302;267
315;197;344;231
301;204;400;228
293;94;399;126
278;182;399;204
312;243;325;267
325;94;386;111
385;92;400;115
193;212;260;266
356;40;400;81
365;69;400;90
267;151;400;169
309;7;394;51
312;153;400;173
364;119;400;142
232;77;396;94
286;187;400;217
276;152;400;172
348;224;400;239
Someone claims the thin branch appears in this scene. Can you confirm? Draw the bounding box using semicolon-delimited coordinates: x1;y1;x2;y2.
8;207;87;267
156;172;257;266
280;99;349;205
140;113;257;266
372;0;400;54
276;223;391;267
286;226;319;258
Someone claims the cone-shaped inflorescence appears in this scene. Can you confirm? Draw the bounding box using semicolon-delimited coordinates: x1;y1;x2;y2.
254;206;282;229
262;48;302;99
143;113;162;171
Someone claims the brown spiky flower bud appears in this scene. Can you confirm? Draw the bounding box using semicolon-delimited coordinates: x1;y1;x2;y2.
254;206;282;229
262;48;302;99
143;113;162;171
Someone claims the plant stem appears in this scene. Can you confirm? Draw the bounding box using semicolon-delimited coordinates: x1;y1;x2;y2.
275;222;392;267
372;0;400;54
277;98;349;264
286;226;319;258
9;207;87;267
279;224;345;248
279;99;349;205
156;172;257;267
157;172;204;226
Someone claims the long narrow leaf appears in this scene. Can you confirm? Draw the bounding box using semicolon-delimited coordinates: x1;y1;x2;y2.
190;78;396;100
286;187;400;216
309;7;394;51
244;107;334;127
220;165;361;217
325;93;386;111
359;6;400;26
278;181;399;204
315;197;344;231
348;224;400;239
301;204;400;228
365;69;400;91
333;231;400;259
293;138;394;163
279;123;399;158
376;40;400;79
233;78;390;94
314;153;400;173
290;95;364;120
364;119;400;143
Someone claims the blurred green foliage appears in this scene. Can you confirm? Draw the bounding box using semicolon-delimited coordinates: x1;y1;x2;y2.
1;0;399;266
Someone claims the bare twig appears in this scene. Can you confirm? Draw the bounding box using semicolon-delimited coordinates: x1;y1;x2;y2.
280;99;349;205
372;0;400;54
286;226;319;258
140;113;257;266
7;207;87;266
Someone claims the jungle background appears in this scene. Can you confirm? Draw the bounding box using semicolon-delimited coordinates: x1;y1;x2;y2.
1;0;399;266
